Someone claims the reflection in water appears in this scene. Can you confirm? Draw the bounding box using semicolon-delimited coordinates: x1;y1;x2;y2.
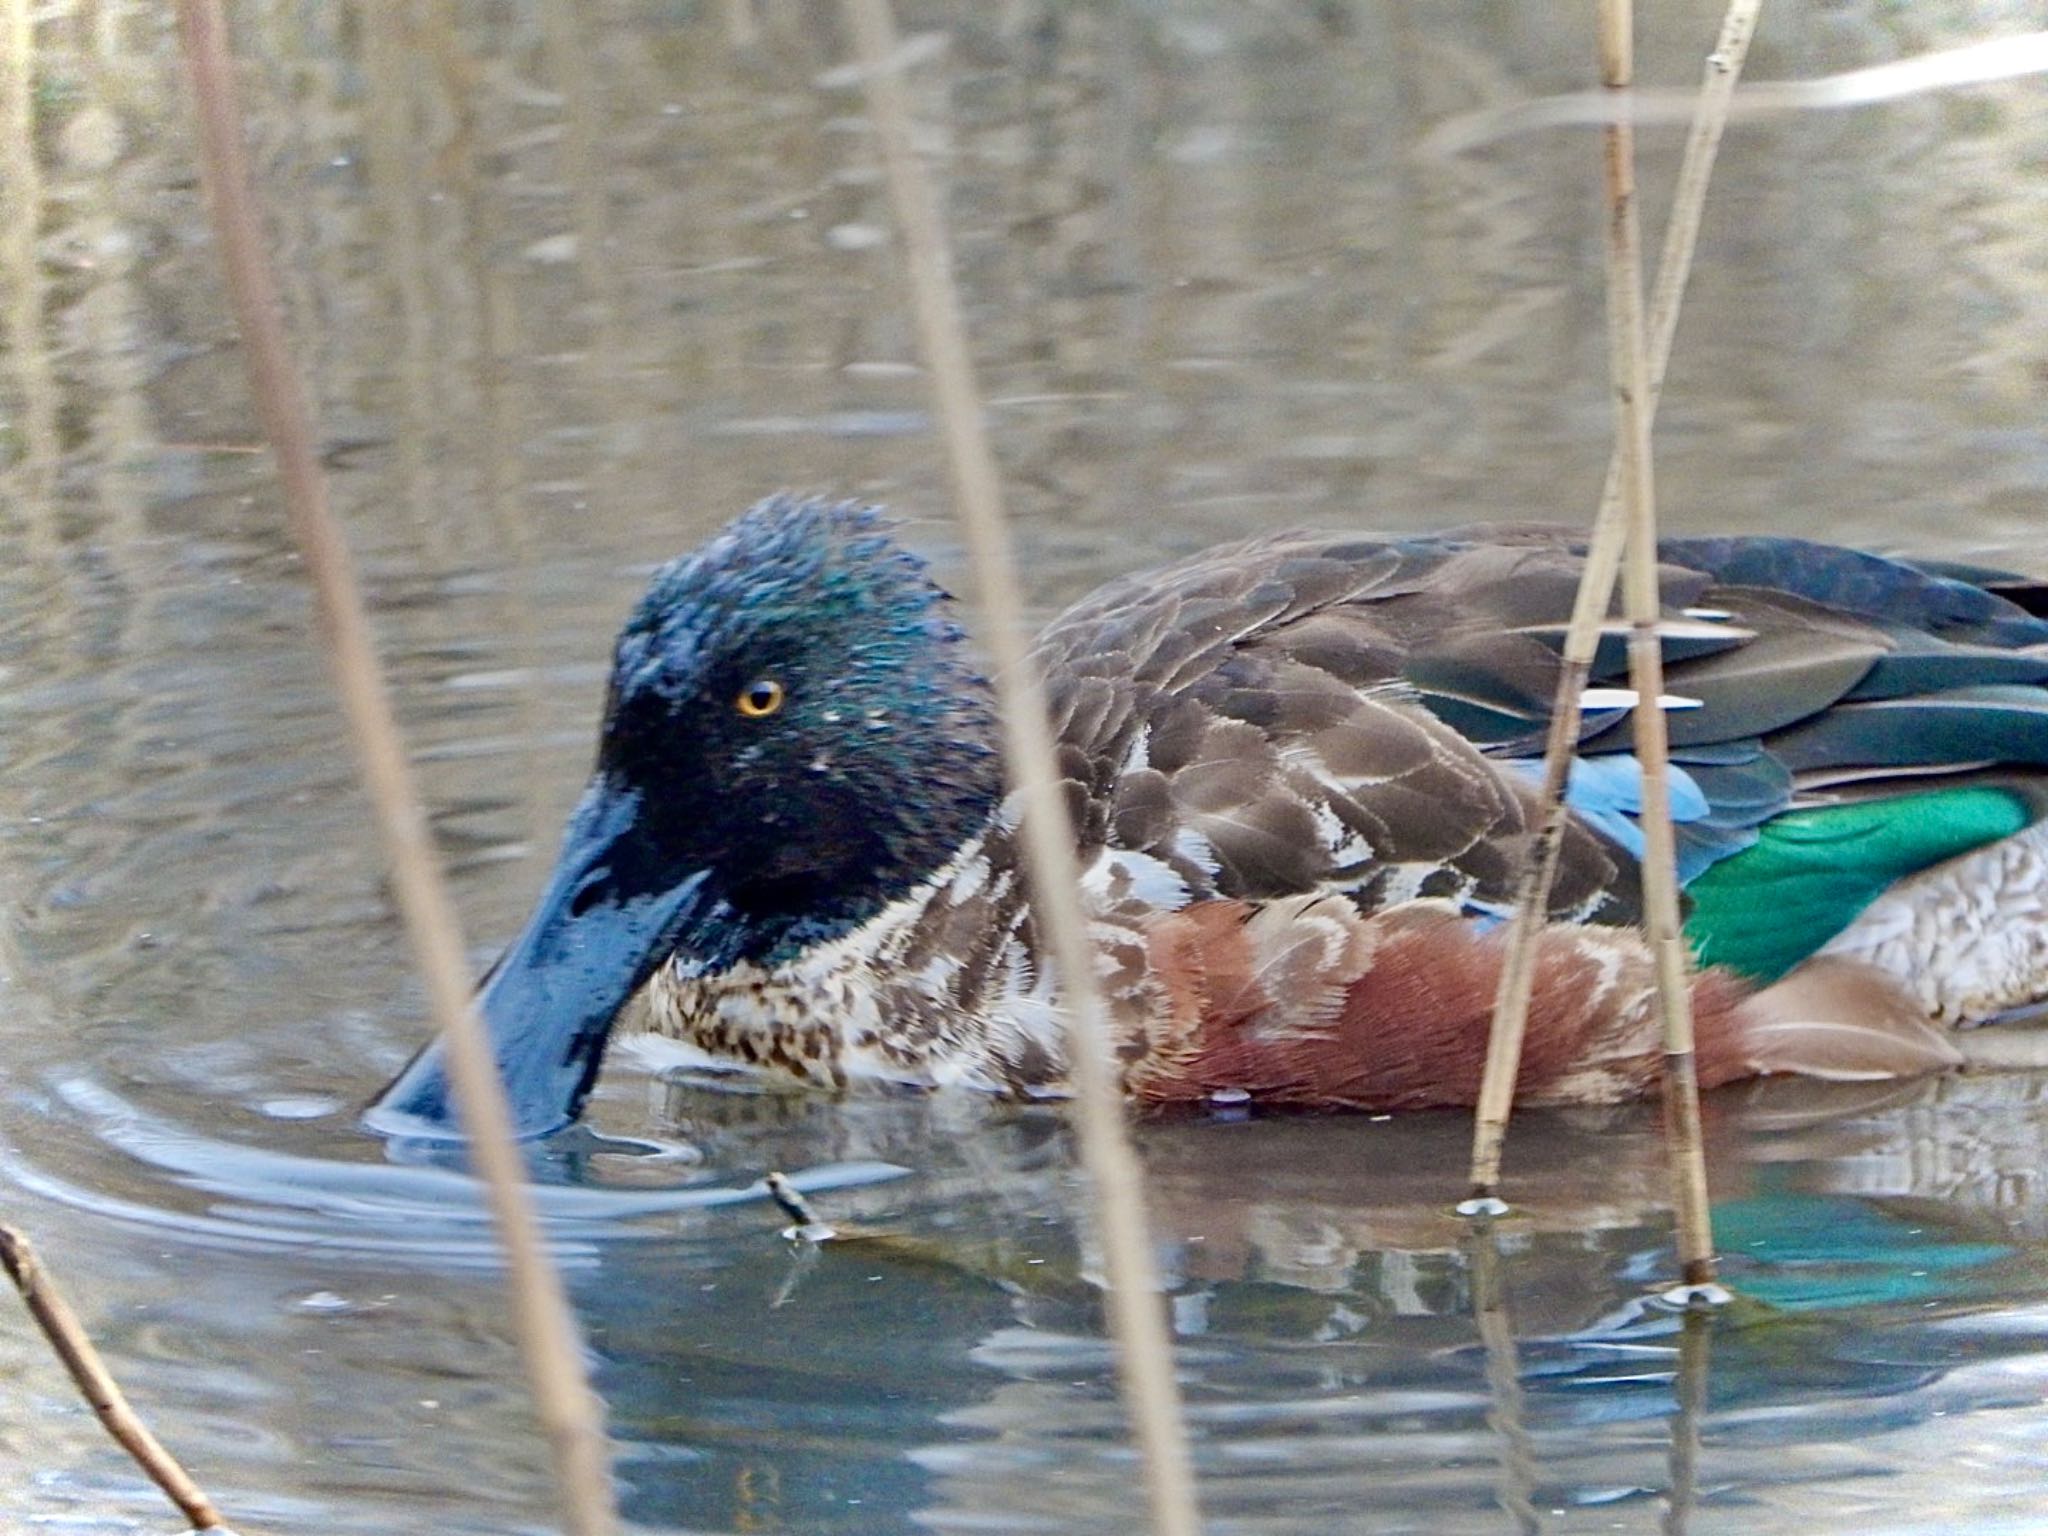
1468;1223;1542;1535
1664;1310;1709;1536
2;2;2047;1532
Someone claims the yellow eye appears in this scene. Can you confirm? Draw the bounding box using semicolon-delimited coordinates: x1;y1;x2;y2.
736;678;785;718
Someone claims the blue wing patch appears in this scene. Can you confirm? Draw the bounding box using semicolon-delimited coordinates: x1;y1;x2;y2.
1508;753;1763;882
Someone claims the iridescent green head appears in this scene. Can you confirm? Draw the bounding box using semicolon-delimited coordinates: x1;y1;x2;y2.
369;495;1001;1139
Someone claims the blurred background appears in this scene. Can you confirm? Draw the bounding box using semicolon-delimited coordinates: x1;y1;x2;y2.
3;3;2047;1532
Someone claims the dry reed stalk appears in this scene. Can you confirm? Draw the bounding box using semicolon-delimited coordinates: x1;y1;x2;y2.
169;4;618;1531
1597;0;1718;1289
1466;0;1760;1205
838;3;1203;1533
0;1226;227;1532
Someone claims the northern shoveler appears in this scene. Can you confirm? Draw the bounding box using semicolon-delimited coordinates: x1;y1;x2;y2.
368;495;2048;1140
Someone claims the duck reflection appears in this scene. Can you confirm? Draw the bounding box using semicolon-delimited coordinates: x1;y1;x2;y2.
572;1067;2046;1533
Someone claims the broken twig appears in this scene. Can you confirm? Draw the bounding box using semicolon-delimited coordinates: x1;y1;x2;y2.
1;1225;227;1532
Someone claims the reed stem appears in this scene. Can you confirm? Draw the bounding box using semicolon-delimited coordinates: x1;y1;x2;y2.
1466;1;1760;1204
840;3;1203;1532
170;4;617;1530
1598;0;1718;1288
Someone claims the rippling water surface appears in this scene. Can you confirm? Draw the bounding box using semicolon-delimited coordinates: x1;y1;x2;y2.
3;3;2047;1532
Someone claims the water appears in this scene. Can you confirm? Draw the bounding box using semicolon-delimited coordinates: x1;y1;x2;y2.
3;2;2047;1531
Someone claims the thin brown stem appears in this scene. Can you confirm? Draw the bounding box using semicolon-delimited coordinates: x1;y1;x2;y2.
838;4;1203;1534
1599;0;1718;1287
1;1226;224;1532
169;4;617;1530
1466;1;1760;1204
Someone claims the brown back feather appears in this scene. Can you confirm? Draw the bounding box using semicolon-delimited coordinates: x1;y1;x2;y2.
1031;532;1639;923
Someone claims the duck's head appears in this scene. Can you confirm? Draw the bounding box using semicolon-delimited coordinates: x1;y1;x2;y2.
365;495;1002;1141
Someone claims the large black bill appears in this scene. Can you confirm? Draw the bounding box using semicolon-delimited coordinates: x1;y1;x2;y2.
362;782;712;1142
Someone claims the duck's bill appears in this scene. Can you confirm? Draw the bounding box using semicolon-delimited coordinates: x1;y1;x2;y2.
362;782;714;1142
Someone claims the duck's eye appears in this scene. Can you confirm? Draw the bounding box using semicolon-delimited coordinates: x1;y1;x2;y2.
736;678;786;718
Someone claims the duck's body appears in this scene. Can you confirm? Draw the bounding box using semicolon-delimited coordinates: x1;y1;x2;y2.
369;499;2048;1140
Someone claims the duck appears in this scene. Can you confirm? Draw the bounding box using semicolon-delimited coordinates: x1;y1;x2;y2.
366;495;2048;1140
